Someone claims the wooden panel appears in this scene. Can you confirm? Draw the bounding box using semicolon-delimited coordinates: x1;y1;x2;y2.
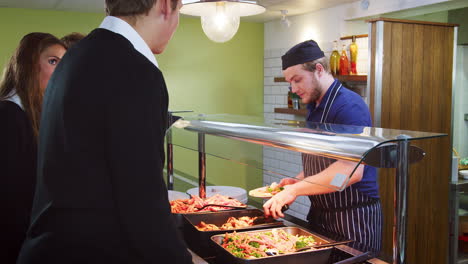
389;22;403;128
370;19;454;264
381;22;393;129
421;25;434;132
378;21;394;259
400;24;414;130
410;24;425;131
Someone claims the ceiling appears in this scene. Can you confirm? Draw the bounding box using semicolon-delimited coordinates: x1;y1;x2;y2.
242;0;359;22
0;0;359;22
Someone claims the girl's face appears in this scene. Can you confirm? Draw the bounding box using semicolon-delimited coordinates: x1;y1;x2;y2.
38;44;66;91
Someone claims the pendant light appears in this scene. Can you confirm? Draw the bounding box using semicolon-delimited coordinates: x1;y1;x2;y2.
181;0;266;43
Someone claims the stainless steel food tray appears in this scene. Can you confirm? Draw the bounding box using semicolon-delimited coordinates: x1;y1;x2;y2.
210;226;332;264
183;209;284;257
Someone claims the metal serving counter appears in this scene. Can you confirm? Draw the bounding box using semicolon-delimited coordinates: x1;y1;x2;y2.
168;114;446;264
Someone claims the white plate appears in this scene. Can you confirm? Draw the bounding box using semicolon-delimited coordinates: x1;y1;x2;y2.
248;186;274;198
168;190;189;201
460;170;468;179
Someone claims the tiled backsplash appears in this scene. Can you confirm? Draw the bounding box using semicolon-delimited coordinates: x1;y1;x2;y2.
263;37;369;220
262;146;311;219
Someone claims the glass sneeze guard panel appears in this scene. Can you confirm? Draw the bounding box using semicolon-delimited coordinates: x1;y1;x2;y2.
168;113;446;192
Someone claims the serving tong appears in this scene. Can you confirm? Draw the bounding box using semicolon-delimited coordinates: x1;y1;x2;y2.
252;204;289;224
265;239;354;256
183;194;248;211
194;204;248;211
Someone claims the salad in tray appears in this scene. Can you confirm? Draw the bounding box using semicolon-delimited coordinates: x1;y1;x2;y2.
249;182;284;198
220;229;317;259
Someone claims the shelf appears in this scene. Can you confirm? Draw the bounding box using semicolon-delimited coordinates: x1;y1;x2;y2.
274;75;367;84
337;75;367;83
274;107;307;116
340;34;368;40
274;77;287;83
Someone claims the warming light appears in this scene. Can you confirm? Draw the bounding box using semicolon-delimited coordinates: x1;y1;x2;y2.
181;0;265;43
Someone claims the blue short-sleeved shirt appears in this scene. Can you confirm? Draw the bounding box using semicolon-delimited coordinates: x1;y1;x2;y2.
306;79;379;198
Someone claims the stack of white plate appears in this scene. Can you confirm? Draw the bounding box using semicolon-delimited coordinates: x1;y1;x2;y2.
168;190;189;201
186;186;248;204
460;170;468;180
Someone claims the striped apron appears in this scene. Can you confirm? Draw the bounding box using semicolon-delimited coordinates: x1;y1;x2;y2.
304;82;382;254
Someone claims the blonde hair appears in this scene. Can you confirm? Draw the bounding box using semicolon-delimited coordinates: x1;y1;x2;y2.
302;57;330;73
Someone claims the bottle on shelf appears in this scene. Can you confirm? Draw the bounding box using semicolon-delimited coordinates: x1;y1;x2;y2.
339;44;349;75
349;35;358;75
330;40;340;76
287;91;293;109
291;93;300;110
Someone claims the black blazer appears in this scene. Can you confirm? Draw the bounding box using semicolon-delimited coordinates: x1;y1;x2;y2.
0;101;36;264
17;29;192;264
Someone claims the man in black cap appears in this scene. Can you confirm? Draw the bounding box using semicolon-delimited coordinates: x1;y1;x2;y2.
263;40;382;254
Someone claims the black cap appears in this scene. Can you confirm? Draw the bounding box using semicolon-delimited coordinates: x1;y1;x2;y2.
281;40;325;70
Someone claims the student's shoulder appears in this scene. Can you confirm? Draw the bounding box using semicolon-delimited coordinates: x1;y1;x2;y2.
68;29;135;60
88;29;154;67
0;100;24;116
82;28;132;48
0;101;28;128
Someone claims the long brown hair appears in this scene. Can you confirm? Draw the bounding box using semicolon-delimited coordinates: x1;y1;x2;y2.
0;32;64;140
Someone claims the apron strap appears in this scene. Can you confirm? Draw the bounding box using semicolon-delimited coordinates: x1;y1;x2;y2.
320;80;342;123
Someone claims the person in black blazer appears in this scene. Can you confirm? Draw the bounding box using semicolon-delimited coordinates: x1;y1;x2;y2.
0;33;65;264
17;0;192;263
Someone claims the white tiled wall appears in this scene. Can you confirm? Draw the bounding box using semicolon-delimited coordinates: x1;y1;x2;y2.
340;37;369;75
454;45;468;158
262;146;309;219
263;47;310;220
263;38;369;220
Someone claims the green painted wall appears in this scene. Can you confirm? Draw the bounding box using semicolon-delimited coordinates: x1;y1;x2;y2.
385;9;449;22
0;8;102;67
0;8;265;198
160;17;264;115
449;7;468;44
405;11;449;22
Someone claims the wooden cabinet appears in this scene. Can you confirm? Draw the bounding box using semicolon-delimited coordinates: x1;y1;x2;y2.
368;17;458;264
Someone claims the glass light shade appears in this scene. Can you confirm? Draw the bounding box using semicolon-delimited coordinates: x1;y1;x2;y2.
181;1;265;43
201;2;239;43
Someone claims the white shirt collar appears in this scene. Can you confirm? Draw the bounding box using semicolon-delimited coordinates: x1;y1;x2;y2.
99;16;159;68
5;90;23;110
